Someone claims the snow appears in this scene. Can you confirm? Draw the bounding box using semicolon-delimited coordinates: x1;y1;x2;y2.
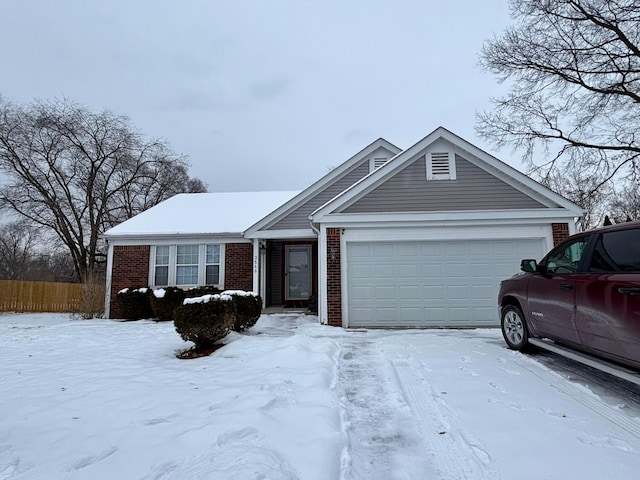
103;191;300;238
222;290;258;297
183;293;232;304
2;312;640;479
152;288;166;298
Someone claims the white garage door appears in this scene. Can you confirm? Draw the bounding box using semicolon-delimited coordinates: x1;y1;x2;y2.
346;239;544;328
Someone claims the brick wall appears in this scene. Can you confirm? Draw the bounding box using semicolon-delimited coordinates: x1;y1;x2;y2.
326;228;342;327
552;223;570;245
225;243;253;291
110;245;150;318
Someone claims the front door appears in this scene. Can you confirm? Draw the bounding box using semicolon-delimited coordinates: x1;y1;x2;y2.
285;245;311;301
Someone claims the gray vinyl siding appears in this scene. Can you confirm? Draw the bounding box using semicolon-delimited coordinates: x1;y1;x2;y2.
268;161;371;230
267;240;283;306
341;154;546;213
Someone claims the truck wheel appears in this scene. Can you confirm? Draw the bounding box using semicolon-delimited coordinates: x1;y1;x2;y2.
501;305;529;350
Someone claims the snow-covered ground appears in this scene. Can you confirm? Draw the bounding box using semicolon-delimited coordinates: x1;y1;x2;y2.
1;312;640;479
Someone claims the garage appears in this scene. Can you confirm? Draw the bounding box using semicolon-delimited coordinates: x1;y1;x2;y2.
346;238;544;328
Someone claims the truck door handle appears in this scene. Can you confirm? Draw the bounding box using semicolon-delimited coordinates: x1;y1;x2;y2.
559;284;573;291
619;287;640;295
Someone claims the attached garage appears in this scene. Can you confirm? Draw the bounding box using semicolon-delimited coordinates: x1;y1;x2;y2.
346;238;545;328
310;127;583;327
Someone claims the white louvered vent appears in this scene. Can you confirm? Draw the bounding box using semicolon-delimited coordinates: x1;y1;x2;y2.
427;152;456;180
370;157;389;172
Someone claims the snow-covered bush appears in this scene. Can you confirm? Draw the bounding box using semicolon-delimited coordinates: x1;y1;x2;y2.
184;285;222;299
223;290;262;332
173;293;236;349
150;287;186;321
116;287;153;320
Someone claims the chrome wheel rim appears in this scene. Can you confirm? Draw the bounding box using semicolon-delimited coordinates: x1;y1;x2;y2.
504;310;524;345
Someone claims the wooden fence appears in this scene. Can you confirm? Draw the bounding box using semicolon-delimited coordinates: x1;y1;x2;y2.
0;280;105;313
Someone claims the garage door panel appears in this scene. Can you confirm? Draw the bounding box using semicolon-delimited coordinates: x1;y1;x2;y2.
373;244;394;256
446;243;466;256
398;264;419;278
374;264;395;279
347;238;544;327
374;286;396;299
397;243;418;256
446;263;469;277
399;286;421;300
350;286;373;300
400;307;422;320
469;242;491;255
448;285;470;299
423;285;445;297
419;243;443;256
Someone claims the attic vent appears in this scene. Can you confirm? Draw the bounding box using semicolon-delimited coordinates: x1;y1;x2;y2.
427;152;456;180
370;157;389;172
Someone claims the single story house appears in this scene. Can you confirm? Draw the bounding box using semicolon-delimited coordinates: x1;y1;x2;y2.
103;127;583;328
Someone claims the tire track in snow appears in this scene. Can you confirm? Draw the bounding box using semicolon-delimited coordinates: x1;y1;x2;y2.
391;359;495;480
517;360;640;440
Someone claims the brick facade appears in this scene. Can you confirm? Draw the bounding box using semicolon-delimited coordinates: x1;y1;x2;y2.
552;223;570;245
110;245;150;318
225;243;253;292
326;228;342;326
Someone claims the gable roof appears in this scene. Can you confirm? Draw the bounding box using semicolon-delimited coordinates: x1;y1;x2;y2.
243;138;401;237
310;127;583;221
103;191;299;239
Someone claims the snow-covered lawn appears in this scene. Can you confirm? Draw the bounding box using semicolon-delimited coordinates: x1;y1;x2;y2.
1;312;640;480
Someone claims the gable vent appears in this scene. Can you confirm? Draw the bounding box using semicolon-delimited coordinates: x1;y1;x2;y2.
370;156;389;172
427;152;456;180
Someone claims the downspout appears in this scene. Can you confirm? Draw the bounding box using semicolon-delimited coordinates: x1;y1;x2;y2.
309;218;320;236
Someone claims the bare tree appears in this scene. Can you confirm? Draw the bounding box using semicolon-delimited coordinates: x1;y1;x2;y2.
0;97;206;282
538;152;612;231
478;0;640;196
607;178;640;222
0;219;40;280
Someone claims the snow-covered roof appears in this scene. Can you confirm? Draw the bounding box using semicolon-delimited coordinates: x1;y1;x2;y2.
103;191;300;238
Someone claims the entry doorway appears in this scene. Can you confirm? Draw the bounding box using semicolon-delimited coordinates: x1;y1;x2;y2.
284;245;312;301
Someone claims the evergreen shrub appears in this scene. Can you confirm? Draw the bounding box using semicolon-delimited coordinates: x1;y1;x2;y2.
223;290;262;332
184;285;222;299
150;287;186;321
173;294;236;349
116;287;153;320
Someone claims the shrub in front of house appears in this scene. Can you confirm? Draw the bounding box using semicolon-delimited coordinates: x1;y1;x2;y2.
173;294;236;349
116;287;154;320
223;290;262;332
184;285;222;299
150;287;186;321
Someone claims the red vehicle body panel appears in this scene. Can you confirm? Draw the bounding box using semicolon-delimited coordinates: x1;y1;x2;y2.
499;222;640;371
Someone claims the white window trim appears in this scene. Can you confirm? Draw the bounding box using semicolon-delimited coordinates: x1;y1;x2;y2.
426;151;456;180
149;244;226;289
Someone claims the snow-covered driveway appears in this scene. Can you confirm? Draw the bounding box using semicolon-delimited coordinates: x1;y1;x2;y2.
1;313;640;479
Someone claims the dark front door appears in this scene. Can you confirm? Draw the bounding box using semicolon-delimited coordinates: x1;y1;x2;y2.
285;245;312;301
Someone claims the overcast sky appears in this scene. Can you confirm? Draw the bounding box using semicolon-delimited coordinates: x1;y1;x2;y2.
0;0;516;192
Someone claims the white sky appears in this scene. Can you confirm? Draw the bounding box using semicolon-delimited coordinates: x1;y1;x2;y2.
0;0;516;192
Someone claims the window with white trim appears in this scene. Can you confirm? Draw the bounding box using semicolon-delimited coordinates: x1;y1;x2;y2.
176;245;199;285
426;152;456;180
151;244;224;287
154;246;170;285
205;244;221;284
